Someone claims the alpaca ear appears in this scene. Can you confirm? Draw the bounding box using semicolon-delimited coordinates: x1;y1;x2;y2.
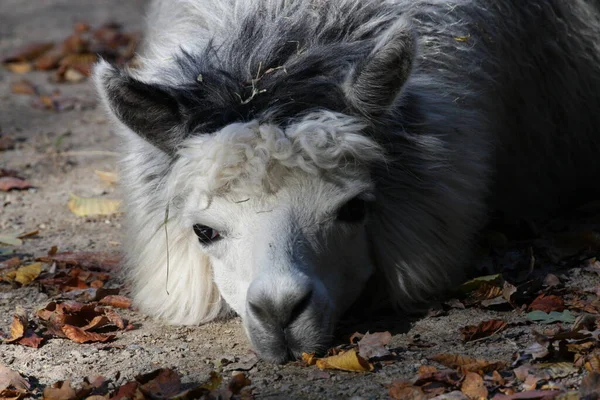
346;19;416;116
93;60;185;154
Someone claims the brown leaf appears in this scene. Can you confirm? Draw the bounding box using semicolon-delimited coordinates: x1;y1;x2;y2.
61;324;114;343
491;390;564;399
389;381;427;400
17;230;39;240
315;348;374;372
0;258;20;271
42;380;77;400
0;365;30;392
3;42;54;63
460;319;507;342
461;372;487;400
580;371;600;398
529;294;565;313
99;295;132;309
357;331;392;359
35;50;64;70
0;177;33;191
227;373;251;395
0;389;27;400
104;309;126;330
138;368;181;399
415;366;437;378
79;316;110;332
36;251;120;271
471;282;503;301
16;333;44;349
430;353;506;374
10;80;37;95
108;382;139;400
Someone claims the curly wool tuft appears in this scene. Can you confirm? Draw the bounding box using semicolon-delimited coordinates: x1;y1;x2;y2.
169;111;384;198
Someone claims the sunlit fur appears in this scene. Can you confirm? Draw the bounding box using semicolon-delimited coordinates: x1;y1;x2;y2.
94;0;600;362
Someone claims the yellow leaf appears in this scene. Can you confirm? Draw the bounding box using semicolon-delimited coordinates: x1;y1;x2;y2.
302;352;317;366
14;263;42;286
94;170;119;185
315;349;373;372
68;194;121;217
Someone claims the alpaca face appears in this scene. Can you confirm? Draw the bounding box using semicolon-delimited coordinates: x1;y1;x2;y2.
178;167;375;362
162;115;381;362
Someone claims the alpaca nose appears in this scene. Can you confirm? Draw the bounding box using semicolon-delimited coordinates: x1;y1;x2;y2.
246;276;313;330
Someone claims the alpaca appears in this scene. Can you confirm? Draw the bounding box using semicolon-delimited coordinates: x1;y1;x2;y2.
94;0;600;363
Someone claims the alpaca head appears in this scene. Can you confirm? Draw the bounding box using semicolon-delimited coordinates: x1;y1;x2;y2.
93;15;416;362
169;113;383;362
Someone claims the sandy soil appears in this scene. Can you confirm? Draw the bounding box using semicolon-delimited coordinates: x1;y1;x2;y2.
1;1;599;399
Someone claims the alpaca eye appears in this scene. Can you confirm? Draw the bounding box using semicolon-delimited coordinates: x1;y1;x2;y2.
193;224;221;244
336;197;368;223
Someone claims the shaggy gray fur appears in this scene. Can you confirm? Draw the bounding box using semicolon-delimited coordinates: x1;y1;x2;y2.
95;0;600;362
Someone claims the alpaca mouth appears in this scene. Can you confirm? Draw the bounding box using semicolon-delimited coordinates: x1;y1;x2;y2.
244;305;333;363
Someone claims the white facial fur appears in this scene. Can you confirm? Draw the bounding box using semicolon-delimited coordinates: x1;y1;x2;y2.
157;111;383;361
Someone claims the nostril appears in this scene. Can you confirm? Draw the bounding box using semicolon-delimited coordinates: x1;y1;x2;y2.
285;289;313;327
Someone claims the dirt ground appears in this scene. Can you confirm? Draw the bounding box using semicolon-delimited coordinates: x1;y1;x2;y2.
1;1;600;399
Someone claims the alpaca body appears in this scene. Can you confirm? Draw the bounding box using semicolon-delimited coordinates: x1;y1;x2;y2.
94;0;600;362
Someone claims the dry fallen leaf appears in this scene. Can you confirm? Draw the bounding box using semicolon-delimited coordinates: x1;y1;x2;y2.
4;307;43;348
430;353;506;373
0;235;22;247
580;371;600;398
0;258;20;270
5;307;27;343
3;42;54;64
36;251;120;271
94;170;118;185
0;177;33;191
4;62;33;74
227;373;252;395
302;352;317;366
67;193;121;217
99;295;132;309
529;294;565;313
0;365;30;393
357;331;392;359
389;380;427;400
42;380;77;400
36;301;127;343
108;382;139;400
10;80;37;95
460;372;487;400
14;263;42;286
315;348;374;372
460;319;507;342
138;368;181;399
61;325;115;343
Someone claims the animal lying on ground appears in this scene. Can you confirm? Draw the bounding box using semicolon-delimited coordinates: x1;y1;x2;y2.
94;0;600;363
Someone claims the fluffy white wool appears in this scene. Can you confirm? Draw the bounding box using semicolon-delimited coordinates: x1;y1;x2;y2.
169;111;384;200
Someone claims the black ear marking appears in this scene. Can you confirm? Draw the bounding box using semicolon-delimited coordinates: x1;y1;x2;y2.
94;60;185;155
346;19;416;116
